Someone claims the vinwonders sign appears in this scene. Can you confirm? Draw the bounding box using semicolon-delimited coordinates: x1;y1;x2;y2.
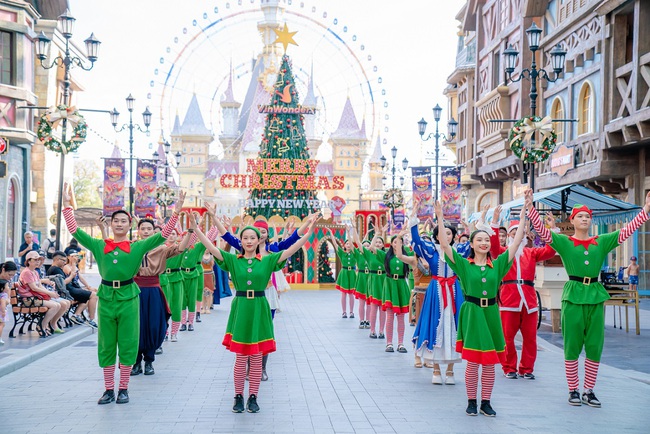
220;158;345;190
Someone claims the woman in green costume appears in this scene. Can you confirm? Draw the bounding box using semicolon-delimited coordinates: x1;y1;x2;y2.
352;239;372;329
435;198;527;418
381;235;413;353
326;228;357;320
191;213;318;414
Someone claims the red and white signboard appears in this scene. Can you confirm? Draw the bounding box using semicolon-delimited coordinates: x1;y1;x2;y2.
0;136;8;154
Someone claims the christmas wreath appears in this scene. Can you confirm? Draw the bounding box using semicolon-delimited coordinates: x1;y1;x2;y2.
383;188;404;209
37;105;87;154
155;181;177;207
508;115;557;164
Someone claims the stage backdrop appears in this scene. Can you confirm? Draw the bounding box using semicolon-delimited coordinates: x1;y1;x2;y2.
441;167;461;223
135;159;158;218
103;158;125;216
411;166;432;219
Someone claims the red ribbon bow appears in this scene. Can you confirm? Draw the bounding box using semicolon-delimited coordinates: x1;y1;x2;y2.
104;239;131;254
433;275;458;314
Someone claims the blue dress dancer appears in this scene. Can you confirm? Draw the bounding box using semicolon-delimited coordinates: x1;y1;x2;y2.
410;215;469;385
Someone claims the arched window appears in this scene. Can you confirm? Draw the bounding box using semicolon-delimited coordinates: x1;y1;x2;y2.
551;97;565;144
578;82;594;135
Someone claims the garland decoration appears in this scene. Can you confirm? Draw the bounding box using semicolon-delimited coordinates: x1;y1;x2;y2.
508;115;557;164
37;105;87;154
383;188;404;209
155;181;177;207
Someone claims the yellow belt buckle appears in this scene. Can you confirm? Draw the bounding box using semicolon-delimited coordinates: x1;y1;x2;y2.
393;274;399;280
583;276;591;285
480;298;488;308
365;269;369;274
377;270;383;275
112;280;120;289
185;268;190;273
166;268;171;274
246;289;254;299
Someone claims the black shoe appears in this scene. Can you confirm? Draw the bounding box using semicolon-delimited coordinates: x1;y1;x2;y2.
504;372;518;379
179;324;187;332
116;389;129;404
232;394;245;413
246;394;260;413
385;344;394;352
196;313;202;323
349;312;355;319
261;370;268;381
568;389;582;406
364;321;371;329
130;363;142;376
582;390;601;408
466;399;478;416
155;347;163;355
342;312;347;318
378;333;385;339
97;389;115;405
369;332;378;339
164;335;168;342
188;324;194;331
480;400;496;417
144;362;155;376
521;373;535;380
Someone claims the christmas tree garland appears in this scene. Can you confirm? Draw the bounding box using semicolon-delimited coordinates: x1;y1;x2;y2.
37;105;87;154
508;115;557;164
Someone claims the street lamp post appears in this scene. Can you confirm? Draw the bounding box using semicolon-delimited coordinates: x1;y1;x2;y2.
417;104;457;200
502;22;567;191
110;95;152;220
379;146;408;221
153;140;181;219
34;9;101;251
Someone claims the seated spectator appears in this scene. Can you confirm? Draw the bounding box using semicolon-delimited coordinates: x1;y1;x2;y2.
64;238;81;256
48;251;98;328
18;231;41;268
0;261;18;282
19;251;68;335
0;279;9;345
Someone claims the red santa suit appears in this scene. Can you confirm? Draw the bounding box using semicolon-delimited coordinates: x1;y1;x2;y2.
489;221;556;376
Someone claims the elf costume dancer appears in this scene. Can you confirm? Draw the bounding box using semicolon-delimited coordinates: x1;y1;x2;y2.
383;235;413;353
190;213;318;413
527;188;650;407
327;228;357;319
436;198;527;417
409;199;468;383
352;239;372;329
166;231;187;342
62;189;182;405
486;206;556;380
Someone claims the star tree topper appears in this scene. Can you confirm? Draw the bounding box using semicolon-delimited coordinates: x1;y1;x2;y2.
274;23;298;53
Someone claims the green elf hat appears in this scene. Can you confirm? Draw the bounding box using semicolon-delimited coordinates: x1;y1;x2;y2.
240;225;261;238
569;204;592;220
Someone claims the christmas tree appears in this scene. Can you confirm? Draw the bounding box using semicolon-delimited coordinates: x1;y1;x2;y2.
318;241;335;283
244;55;320;219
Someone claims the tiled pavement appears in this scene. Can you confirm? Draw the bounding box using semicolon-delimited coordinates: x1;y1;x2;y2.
1;288;649;433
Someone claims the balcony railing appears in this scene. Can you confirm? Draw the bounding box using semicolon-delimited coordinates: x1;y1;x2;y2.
456;40;476;68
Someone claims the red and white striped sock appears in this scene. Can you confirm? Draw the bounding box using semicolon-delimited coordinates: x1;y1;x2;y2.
396;313;405;345
103;365;115;390
181;310;187;325
379;309;386;334
368;304;378;333
233;354;247;395
249;353;263;396
358;301;366;322
584;359;600;390
348;294;355;313
188;312;195;325
480;364;496;400
565;359;579;390
171;321;180;335
341;292;347;314
385;311;395;345
118;364;131;390
465;362;479;400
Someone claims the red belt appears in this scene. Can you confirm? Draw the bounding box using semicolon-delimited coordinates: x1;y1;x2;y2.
134;275;160;287
432;275;458;314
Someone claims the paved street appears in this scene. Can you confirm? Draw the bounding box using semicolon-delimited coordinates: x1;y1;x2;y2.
1;287;649;433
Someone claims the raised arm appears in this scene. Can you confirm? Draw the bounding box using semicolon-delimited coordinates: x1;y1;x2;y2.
507;201;529;262
434;200;455;263
526;189;552;244
394;237;418;267
189;215;223;262
95;214;109;240
205;203;228;236
279;214;319;262
349;222;362;247
619;191;650;243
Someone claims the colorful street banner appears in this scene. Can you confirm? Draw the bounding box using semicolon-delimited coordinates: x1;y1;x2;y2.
411;166;433;219
441;167;461;223
134;159;158;218
102;158;125;216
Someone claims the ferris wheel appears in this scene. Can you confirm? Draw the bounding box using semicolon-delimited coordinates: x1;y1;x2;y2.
147;0;391;160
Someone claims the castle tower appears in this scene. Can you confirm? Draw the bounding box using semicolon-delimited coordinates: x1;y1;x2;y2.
368;135;384;191
219;62;241;162
302;62;322;158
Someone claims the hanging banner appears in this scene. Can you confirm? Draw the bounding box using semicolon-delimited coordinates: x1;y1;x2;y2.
411;166;432;219
134;159;158;218
441;167;461;223
103;158;125;216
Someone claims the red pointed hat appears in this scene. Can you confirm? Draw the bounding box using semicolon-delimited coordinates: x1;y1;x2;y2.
570;204;592;220
508;220;520;233
253;220;269;230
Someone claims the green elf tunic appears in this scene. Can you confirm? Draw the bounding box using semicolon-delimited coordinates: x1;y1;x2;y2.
381;254;412;314
62;208;175;367
362;247;387;306
353;248;370;301
335;247;357;294
164;251;186;322
445;249;513;365
195;258;204;303
217;250;286;355
181;243;207;312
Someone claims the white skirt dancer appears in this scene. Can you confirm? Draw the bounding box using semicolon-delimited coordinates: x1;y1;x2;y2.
273;270;291;293
417;285;462;364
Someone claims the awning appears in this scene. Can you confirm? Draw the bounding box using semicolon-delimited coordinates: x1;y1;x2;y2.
468;184;640;225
